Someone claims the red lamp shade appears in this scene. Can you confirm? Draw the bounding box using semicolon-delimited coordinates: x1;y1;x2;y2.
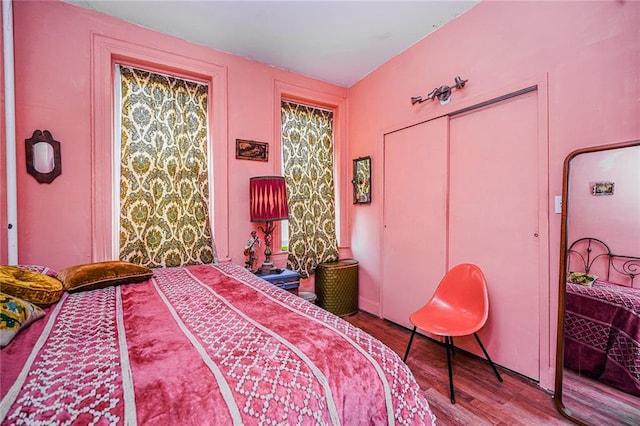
249;176;289;222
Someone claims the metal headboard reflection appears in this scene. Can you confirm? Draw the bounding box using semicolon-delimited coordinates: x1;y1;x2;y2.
567;237;640;286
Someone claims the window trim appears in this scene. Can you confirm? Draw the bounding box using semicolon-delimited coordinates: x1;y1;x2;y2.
91;33;229;262
273;80;349;251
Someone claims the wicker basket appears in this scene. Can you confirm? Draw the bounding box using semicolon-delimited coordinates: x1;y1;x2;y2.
315;259;358;317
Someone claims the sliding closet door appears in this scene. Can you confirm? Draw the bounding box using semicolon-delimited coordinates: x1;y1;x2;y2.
448;90;540;379
381;117;448;328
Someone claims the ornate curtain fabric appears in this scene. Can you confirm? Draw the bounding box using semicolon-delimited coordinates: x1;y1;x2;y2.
282;101;338;278
118;66;216;267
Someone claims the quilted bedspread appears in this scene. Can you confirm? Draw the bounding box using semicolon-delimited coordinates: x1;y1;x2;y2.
564;281;640;396
0;263;435;425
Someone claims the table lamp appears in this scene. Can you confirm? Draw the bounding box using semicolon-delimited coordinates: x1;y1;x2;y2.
249;176;289;274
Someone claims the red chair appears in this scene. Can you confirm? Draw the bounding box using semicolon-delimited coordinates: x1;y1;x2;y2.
403;263;502;404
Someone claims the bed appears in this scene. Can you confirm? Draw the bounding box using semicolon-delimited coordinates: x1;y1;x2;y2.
564;237;640;396
1;262;435;425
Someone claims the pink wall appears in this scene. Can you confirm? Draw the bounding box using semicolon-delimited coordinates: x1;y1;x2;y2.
8;1;347;276
567;145;640;259
348;1;639;390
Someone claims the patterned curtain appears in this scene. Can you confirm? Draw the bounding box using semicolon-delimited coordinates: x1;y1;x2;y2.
282;101;338;278
118;66;216;267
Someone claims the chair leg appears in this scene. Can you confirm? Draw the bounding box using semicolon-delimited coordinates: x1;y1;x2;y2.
445;336;455;404
403;326;417;362
473;333;503;382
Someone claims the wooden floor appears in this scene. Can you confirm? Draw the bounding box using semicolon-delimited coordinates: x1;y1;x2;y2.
345;311;573;425
563;370;640;426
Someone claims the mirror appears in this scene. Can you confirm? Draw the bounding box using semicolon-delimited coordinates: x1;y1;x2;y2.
352;156;371;204
555;140;640;425
25;129;62;184
32;142;55;173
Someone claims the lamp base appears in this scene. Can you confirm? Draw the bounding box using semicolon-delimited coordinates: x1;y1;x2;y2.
257;261;276;275
256;220;276;275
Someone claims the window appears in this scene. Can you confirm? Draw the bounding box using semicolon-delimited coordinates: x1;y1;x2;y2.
281;100;339;278
116;65;216;267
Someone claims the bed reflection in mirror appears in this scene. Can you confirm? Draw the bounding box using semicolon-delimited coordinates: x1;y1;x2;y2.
555;141;640;425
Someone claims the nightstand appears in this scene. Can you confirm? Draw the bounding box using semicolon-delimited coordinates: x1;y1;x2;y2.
257;269;300;295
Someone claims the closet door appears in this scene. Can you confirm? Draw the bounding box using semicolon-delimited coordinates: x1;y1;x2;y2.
381;117;448;328
448;91;540;379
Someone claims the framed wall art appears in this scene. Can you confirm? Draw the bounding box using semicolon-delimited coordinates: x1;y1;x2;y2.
352;156;371;204
591;181;614;196
236;139;269;161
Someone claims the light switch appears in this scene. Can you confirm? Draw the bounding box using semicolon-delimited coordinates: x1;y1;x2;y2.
554;196;562;214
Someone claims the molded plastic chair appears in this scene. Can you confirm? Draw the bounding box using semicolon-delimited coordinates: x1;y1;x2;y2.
403;263;503;404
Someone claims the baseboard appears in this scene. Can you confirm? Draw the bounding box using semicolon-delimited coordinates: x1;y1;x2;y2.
357;296;380;317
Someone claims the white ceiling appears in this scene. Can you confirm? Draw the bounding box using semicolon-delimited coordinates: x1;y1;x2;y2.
66;1;478;87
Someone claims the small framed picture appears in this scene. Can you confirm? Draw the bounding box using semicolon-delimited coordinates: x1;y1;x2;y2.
236;139;269;161
591;181;614;196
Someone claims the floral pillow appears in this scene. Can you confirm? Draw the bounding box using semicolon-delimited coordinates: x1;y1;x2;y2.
0;292;45;347
16;264;58;278
567;272;598;286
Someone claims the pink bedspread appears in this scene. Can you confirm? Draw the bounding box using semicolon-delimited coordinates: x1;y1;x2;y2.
1;263;435;425
564;281;640;396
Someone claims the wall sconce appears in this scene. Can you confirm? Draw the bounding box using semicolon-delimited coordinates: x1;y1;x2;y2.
249;176;289;275
411;76;468;106
25;130;62;184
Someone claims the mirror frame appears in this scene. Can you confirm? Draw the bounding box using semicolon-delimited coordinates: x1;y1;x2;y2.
554;139;640;424
352;156;371;204
25;129;62;184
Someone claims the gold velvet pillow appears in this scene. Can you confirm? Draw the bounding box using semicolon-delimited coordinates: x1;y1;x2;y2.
0;266;63;307
58;261;154;293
